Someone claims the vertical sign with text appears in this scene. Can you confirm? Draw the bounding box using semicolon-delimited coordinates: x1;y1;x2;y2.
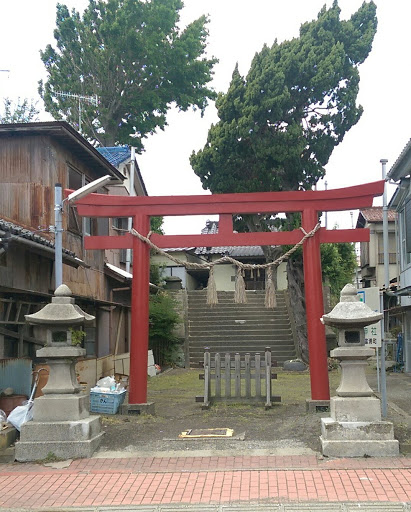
357;287;382;347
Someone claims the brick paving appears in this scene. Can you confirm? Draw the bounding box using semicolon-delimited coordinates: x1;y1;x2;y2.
1;455;411;509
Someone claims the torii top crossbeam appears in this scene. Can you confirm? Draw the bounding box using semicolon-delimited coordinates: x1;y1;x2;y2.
73;180;384;405
78;181;383;251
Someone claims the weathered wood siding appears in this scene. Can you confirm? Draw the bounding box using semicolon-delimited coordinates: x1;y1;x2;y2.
0;246;53;295
0;134;109;300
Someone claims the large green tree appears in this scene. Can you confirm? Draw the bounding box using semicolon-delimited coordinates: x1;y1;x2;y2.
39;0;217;149
190;1;377;361
191;1;376;196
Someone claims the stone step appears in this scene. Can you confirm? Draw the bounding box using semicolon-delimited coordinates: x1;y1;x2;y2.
190;354;295;366
187;290;295;368
187;295;287;305
188;309;288;319
188;305;287;312
189;325;291;333
187;296;287;304
189;341;295;349
189;338;295;346
188;317;290;325
189;347;296;355
187;291;286;297
189;332;293;341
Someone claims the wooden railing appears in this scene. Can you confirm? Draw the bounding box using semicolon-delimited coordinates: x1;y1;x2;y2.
196;347;281;409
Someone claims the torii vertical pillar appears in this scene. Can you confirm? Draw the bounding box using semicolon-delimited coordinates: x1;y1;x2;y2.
302;209;330;402
129;214;151;408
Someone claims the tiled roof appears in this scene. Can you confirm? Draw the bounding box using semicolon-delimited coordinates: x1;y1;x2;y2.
195;245;264;257
97;146;130;168
359;207;396;223
195;220;265;258
201;220;219;235
0;218;75;257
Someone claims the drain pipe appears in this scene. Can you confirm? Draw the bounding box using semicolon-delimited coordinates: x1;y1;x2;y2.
126;147;136;274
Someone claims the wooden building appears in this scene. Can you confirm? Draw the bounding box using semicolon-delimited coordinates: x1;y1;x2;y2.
0;121;145;367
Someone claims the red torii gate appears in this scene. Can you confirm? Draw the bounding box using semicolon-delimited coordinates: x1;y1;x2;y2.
74;180;384;405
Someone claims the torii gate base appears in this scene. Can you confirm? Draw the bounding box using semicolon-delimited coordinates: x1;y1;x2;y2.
74;181;384;411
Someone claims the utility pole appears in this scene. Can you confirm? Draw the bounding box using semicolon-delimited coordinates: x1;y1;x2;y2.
54;91;98;132
54;184;63;289
380;158;389;418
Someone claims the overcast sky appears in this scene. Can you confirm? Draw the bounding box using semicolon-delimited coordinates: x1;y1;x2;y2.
1;0;410;234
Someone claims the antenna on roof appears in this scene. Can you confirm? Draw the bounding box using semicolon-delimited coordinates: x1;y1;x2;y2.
54;91;99;133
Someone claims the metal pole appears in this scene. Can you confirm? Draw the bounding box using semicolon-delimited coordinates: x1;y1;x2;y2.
381;337;388;417
78;99;82;132
380;158;389;418
54;184;63;289
126;147;136;274
376;346;380;392
381;159;390;290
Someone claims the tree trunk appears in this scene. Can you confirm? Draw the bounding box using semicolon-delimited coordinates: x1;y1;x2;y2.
286;257;309;363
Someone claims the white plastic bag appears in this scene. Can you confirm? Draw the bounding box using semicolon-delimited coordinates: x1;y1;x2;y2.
7;403;33;431
0;409;7;429
96;376;116;390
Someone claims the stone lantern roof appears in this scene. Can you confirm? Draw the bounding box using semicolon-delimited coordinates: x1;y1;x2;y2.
321;284;383;329
25;284;95;326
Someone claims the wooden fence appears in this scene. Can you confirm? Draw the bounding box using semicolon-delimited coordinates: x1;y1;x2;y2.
196;347;281;409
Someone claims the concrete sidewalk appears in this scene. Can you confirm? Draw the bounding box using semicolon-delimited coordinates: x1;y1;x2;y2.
1;453;411;511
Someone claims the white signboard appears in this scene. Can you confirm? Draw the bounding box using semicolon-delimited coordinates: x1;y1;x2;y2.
357;287;382;348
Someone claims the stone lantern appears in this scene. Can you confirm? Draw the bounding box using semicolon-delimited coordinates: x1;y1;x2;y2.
320;284;398;457
15;285;104;461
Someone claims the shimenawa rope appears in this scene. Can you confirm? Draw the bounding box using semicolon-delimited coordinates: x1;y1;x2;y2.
130;223;321;308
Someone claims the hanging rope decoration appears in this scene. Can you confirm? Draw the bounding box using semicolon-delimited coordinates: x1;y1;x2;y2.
130;223;321;309
265;266;277;309
234;267;247;304
206;266;218;306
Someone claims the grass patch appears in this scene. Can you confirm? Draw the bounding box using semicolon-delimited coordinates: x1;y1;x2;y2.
147;367;342;406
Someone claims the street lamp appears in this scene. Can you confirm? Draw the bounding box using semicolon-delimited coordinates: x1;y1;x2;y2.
54;175;115;289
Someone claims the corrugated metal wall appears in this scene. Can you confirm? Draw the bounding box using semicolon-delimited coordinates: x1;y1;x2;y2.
0;358;32;397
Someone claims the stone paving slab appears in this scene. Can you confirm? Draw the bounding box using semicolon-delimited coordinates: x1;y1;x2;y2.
3;503;411;511
3;454;411;474
2;456;411;510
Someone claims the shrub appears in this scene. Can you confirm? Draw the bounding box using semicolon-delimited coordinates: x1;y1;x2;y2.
149;291;181;366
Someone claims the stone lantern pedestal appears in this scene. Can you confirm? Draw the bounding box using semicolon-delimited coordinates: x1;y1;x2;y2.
320;284;399;458
15;285;104;461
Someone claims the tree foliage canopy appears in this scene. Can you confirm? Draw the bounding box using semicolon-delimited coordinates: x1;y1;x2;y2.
321;242;357;300
39;0;217;149
0;98;39;124
190;1;377;194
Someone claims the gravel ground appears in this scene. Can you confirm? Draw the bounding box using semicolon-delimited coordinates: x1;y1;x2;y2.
96;367;411;457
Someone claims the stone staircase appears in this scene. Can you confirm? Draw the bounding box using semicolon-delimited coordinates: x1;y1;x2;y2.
187;290;297;367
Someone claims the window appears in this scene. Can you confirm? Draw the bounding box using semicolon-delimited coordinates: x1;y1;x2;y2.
68;167;84;234
67;167;109;237
112;218;129;263
405;199;411;253
399;205;411;269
